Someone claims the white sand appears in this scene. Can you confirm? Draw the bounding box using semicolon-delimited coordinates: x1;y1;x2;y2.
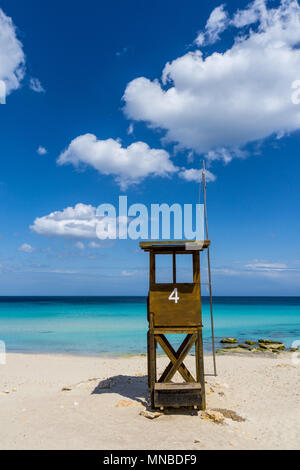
0;352;299;450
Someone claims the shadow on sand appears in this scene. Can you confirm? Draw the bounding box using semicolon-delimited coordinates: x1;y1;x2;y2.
91;375;197;415
91;374;149;407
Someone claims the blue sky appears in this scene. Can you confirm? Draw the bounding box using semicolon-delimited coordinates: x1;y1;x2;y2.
0;0;300;295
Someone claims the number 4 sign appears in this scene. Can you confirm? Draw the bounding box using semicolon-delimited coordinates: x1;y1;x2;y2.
168;288;179;304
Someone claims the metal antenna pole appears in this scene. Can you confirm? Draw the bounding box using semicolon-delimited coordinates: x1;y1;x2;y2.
202;161;217;376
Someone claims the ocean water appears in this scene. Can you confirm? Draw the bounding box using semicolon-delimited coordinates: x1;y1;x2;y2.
0;296;299;355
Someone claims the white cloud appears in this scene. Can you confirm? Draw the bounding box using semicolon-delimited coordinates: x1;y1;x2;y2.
244;261;293;279
195;4;229;46
232;0;267;28
18;243;34;253
74;241;85;250
89;241;101;248
57;134;177;189
213;267;241;276
36;269;79;275
31;203;100;239
123;0;300;163
0;8;25;96
127;123;134;135
179;168;216;183
213;260;299;280
29;77;45;93
206;147;247;164
121;270;137;277
245;262;288;272
37;146;47;155
31;203;132;240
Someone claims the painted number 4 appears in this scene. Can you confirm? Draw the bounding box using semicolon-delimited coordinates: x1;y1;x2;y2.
168;288;179;304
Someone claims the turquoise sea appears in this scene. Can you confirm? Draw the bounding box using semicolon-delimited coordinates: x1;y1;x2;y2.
0;297;299;355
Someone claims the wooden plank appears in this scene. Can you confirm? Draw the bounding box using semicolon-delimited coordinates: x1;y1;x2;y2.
196;327;206;411
147;331;150;388
148;329;156;409
154;382;201;391
149;251;155;286
193;252;200;285
195;329;200;385
148;310;156;410
156;334;195;383
141;246;209;253
147;295;149;323
150;282;199;291
140;240;210;248
141;240;196;246
148;330;156;387
172;252;176;284
154;387;202;408
153;327;201;334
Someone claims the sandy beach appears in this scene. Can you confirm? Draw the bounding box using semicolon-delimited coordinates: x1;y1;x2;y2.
0;352;299;450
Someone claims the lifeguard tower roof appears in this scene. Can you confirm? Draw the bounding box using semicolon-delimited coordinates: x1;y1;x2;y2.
139;240;210;252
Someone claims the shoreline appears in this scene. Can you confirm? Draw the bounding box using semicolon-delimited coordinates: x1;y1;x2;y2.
3;336;297;359
3;349;296;358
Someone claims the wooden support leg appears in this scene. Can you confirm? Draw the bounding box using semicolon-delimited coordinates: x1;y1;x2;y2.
196;327;206;410
148;329;156;408
147;331;150;388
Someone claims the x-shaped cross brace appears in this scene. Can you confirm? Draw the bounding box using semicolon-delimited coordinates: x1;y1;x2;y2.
155;333;197;383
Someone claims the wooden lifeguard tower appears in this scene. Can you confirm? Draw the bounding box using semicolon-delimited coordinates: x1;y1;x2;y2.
140;164;216;410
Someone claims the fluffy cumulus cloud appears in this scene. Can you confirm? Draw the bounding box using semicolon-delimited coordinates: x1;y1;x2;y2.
123;0;300;163
0;8;25;96
37;146;47;155
18;243;34;253
31;203;100;239
31;203;126;240
57;134;177;189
